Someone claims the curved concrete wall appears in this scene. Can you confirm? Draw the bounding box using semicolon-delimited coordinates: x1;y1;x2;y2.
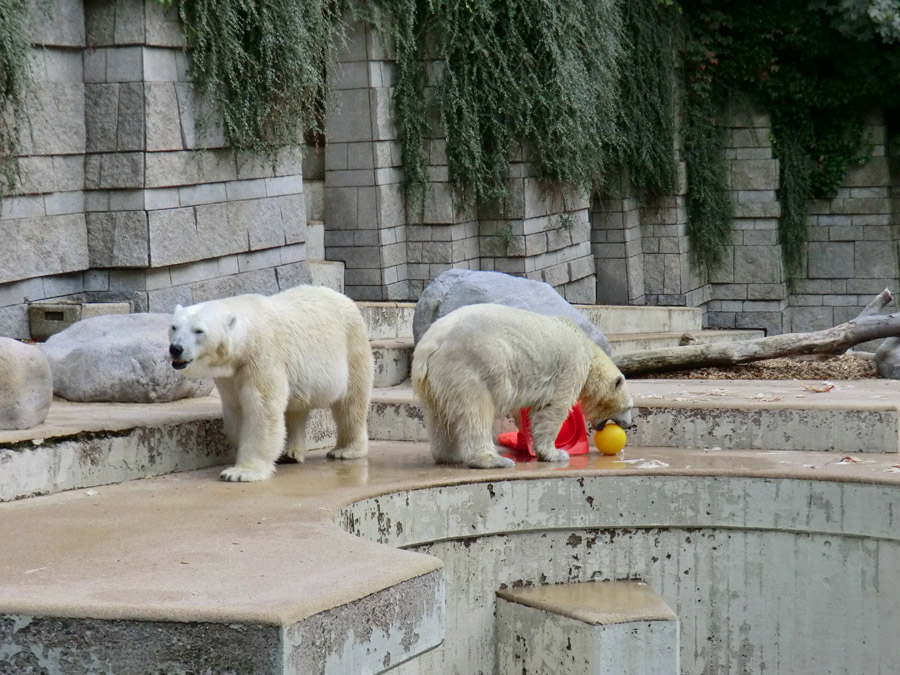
341;474;900;674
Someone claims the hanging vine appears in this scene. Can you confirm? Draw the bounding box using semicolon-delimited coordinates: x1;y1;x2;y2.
156;0;344;154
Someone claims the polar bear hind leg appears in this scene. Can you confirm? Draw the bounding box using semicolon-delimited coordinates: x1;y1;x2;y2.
328;393;369;459
453;387;515;470
283;407;311;462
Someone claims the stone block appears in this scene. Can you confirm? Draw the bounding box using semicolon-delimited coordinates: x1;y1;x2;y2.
143;46;178;82
113;0;146;45
117;82;146;151
176;83;227;149
197;150;237;183
110;189;143;211
85;83;120;152
246;198;285;250
731;159;779;191
147;285;193;312
0;214;89;285
145;82;182;151
53;155;86;192
276;261;313;289
148;207;199;267
843;157;890;187
178;182;226;207
735;311;783;335
106;46;143;82
854;241;897;279
790;306;835;332
98;152;145;189
27;82;85;155
191;268;279;302
326;89;374;144
278;194;306;245
28;0;85;47
0;337;52;429
807;242;854;279
84;47;107;83
169;258;220;287
86;210;149;267
145;151;201;188
146;1;187;47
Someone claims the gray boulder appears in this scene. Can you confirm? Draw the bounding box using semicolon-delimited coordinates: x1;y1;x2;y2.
875;337;900;379
0;337;53;430
413;269;612;354
42;313;214;403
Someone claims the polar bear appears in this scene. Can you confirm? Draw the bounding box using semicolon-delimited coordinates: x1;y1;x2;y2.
411;304;633;469
168;285;374;482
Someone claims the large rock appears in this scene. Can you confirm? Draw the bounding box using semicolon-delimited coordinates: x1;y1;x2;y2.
0;338;53;430
875;337;900;379
42;314;214;403
413;269;612;354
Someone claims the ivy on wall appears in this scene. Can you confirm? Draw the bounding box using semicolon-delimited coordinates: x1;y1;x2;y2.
156;0;344;154
0;0;30;198
680;0;900;280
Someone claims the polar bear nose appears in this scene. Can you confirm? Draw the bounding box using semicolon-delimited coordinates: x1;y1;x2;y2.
169;343;183;357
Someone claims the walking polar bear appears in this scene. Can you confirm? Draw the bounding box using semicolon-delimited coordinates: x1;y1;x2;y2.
412;304;634;469
169;285;374;482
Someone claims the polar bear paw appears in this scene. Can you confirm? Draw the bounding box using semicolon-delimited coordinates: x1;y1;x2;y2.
219;465;275;482
537;447;570;463
327;444;368;460
467;453;515;469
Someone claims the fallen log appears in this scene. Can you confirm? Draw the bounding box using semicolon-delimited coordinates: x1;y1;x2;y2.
613;290;897;377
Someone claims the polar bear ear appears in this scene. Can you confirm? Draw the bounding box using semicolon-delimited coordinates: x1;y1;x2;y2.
225;314;238;331
174;304;183;312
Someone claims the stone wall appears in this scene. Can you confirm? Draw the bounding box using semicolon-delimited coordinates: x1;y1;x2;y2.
0;0;310;339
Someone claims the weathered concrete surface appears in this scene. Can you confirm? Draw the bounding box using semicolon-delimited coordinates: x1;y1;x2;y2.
343;458;900;675
496;583;680;675
0;338;52;430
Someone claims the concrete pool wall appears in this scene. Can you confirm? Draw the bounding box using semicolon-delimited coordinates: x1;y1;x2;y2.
342;473;900;674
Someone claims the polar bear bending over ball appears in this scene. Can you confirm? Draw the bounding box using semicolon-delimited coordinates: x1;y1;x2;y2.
412;304;633;469
169;286;374;482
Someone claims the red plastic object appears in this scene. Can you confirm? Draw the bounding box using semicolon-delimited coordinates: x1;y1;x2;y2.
498;402;590;458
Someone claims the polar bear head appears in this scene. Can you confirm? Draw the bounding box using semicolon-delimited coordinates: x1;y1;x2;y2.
579;349;634;430
168;301;241;378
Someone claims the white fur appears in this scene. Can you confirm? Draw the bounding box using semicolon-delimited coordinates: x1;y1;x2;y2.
169;286;374;482
411;304;633;469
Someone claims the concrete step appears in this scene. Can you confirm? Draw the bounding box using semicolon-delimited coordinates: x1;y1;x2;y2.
496;581;680;675
369;329;764;388
357;302;704;343
609;329;763;354
5;379;895;503
576;304;702;335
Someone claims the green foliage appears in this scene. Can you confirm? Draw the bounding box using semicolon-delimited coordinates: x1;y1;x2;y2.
614;0;680;198
0;0;29;197
378;0;634;208
162;0;343;154
679;0;900;280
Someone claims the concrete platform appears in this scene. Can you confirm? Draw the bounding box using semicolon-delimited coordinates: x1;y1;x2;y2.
4;443;900;673
4;378;898;502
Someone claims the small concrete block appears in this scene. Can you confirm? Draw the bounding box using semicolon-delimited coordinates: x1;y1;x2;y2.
854;241;896;279
176;83;227;149
113;0;145;45
497;581;679;675
196;202;247;257
247;198;286;250
0;337;52;430
279;194;307;245
145;151;201;188
146;1;188;47
100;152;145;189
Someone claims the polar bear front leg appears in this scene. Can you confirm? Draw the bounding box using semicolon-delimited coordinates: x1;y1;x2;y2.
529;403;572;463
216;378;243;448
220;385;288;482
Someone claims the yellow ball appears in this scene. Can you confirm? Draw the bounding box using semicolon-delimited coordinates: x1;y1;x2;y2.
593;423;627;455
